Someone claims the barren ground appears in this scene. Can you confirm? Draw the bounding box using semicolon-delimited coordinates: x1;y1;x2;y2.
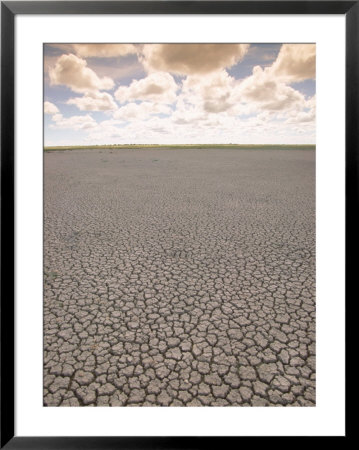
44;148;315;406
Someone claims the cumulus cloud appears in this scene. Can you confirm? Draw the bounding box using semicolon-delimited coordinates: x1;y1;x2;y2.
113;102;171;120
182;70;236;114
49;54;114;93
288;110;315;123
67;91;117;111
115;72;178;104
44;43;316;145
51;113;97;130
270;44;316;82
306;94;316;110
84;108;314;145
285;95;316;124
141;44;249;75
83;119;127;141
44;101;59;114
236;65;306;112
72;44;138;58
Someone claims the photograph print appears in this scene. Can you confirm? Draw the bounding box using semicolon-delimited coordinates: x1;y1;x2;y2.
43;43;315;407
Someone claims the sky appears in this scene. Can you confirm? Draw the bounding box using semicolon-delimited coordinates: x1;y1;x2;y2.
44;43;315;146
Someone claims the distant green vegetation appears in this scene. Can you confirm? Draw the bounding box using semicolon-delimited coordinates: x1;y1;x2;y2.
44;144;315;151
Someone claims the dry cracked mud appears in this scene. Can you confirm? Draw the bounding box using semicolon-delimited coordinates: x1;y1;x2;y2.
44;148;315;407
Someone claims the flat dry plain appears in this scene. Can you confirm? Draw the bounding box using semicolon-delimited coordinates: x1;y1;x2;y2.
44;147;315;406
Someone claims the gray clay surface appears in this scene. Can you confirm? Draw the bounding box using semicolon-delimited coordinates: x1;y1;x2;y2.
44;148;315;406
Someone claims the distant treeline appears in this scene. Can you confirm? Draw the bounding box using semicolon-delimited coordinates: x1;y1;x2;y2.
44;144;316;151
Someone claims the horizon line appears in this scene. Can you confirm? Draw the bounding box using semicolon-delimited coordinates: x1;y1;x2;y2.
44;143;316;150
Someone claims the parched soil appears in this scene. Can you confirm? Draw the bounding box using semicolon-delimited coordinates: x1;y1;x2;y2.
44;148;315;406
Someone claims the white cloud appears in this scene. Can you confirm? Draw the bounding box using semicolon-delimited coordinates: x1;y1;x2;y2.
306;94;316;110
113;102;171;121
49;54;114;93
285;95;316;124
288;110;315;123
84;119;127;141
50;113;97;130
85;111;315;145
141;44;249;75
44;43;316;145
67;91;117;111
182;70;236;114
270;44;316;82
72;44;138;58
236;65;307;112
44;101;59;114
115;72;178;104
87;116;176;144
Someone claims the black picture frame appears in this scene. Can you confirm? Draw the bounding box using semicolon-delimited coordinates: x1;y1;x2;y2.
1;1;355;447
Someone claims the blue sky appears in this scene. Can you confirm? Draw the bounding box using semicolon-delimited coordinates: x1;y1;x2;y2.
44;43;315;146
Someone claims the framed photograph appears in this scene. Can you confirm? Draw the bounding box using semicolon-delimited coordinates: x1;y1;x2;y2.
1;1;354;447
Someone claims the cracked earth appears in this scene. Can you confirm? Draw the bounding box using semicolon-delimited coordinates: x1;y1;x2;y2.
44;148;315;407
